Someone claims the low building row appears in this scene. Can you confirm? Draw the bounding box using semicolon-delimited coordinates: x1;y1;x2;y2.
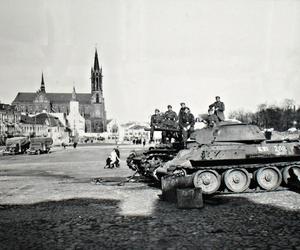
1;102;152;145
0;104;70;146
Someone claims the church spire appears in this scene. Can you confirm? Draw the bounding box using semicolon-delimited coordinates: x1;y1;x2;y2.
94;49;100;71
40;72;45;93
91;48;103;94
72;86;77;101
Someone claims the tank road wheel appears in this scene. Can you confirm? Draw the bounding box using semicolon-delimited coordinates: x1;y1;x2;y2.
193;170;221;195
223;168;251;193
255;167;282;190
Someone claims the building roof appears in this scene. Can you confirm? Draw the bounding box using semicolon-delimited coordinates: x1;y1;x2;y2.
130;124;148;130
120;122;136;128
13;92;91;104
94;49;100;71
0;103;17;112
20;113;64;127
106;119;113;124
20;115;37;124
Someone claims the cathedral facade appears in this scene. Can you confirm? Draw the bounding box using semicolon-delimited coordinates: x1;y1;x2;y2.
12;50;107;133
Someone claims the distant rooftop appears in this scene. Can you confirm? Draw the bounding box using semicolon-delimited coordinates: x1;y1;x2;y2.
20;113;64;127
13;92;92;104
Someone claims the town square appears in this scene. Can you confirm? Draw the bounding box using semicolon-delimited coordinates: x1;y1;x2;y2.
0;144;300;249
0;0;300;249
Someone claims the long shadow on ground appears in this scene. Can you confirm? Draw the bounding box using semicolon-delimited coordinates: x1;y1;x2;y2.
0;196;299;250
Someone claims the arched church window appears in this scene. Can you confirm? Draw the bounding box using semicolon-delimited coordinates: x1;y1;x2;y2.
96;78;99;90
96;94;99;103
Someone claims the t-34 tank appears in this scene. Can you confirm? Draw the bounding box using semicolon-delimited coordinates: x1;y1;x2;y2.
159;122;300;194
128;122;300;194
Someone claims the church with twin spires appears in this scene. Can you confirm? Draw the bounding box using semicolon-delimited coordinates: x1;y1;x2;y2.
12;49;107;133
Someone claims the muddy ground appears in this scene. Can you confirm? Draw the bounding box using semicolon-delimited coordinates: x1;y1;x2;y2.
0;145;299;249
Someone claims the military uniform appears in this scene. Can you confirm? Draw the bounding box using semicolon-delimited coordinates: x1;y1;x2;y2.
209;101;225;121
178;107;186;125
150;113;164;141
162;110;178;143
179;112;195;147
164;110;178;128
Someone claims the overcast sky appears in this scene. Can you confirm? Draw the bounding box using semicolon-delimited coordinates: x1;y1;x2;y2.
0;0;299;122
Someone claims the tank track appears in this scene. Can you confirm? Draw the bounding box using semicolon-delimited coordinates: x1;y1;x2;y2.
215;186;289;195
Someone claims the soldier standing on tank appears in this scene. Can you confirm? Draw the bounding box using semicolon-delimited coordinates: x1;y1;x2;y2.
209;96;225;122
163;105;178;143
178;102;186;121
150;109;164;142
179;107;195;148
178;102;187;142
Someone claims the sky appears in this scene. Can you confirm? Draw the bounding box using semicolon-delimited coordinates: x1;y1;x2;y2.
0;0;299;122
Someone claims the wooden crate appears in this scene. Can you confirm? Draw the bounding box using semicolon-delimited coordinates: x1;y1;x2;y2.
176;188;203;209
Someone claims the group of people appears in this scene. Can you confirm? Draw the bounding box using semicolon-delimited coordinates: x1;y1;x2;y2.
104;147;120;169
150;102;195;146
104;96;225;168
132;138;146;146
150;96;225;146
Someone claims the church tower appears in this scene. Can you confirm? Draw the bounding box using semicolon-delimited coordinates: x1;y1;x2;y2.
33;72;50;113
40;73;46;93
89;49;107;132
91;49;103;99
68;86;85;136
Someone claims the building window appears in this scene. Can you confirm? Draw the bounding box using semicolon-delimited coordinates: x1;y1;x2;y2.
96;94;99;103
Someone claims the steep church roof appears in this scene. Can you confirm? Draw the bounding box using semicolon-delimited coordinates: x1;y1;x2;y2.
13;92;91;104
40;73;45;93
72;86;77;101
94;49;100;71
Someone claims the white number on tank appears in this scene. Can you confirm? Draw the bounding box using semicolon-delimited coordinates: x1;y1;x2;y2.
257;146;268;152
274;145;286;154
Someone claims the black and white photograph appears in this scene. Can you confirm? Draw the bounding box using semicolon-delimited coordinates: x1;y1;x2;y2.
0;0;300;249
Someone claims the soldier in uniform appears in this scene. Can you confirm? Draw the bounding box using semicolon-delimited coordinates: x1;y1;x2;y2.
150;109;164;142
207;108;219;127
163;105;178;143
209;96;225;122
178;102;186;122
179;107;195;148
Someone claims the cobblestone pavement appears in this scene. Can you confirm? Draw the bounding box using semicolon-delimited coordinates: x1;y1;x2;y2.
0;145;300;249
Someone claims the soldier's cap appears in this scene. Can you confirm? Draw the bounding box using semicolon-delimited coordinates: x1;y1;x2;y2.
184;107;190;111
155;109;160;112
180;102;185;105
167;105;172;108
215;96;220;99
